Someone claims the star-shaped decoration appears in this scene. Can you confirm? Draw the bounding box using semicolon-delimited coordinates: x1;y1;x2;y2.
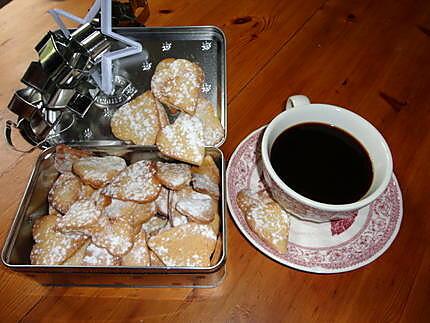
142;60;152;71
49;0;143;94
201;82;212;93
201;41;212;51
161;42;172;52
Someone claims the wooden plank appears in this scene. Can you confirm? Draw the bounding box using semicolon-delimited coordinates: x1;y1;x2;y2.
20;288;192;322
400;246;430;322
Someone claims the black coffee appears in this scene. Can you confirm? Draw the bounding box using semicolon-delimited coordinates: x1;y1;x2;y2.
270;122;373;204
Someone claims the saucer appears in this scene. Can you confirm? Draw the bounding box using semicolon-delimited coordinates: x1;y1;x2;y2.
226;126;403;273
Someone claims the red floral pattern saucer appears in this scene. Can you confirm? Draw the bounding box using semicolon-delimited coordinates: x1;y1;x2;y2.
226;126;403;273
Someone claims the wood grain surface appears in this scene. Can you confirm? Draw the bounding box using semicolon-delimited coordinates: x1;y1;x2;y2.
0;0;429;322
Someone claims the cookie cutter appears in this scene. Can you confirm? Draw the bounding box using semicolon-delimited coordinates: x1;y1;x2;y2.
5;113;75;153
35;31;68;76
65;81;100;117
43;78;99;116
35;24;110;90
20;61;51;93
5;88;75;152
65;23;111;70
7;87;43;121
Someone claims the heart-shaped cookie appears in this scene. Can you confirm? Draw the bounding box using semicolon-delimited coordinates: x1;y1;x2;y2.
175;187;216;224
102;160;161;203
147;223;217;267
191;155;220;199
195;96;224;146
91;214;135;257
151;58;204;115
55;144;92;174
30;214;88;265
56;199;102;233
121;231;151;266
110;91;161;145
48;172;82;214
156;113;205;166
72;156;127;189
237;189;290;254
81;243;121;266
155;161;191;190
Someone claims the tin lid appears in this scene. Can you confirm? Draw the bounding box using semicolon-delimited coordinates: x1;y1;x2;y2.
14;26;226;149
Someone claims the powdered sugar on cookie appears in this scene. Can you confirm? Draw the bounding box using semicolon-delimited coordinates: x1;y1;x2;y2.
192;173;220;200
147;223;216;267
54;144;92;173
195;96;224;146
102;160;161;203
121;231;150;266
237;189;290;254
56;199;101;232
151;59;204;115
82;243;120;266
155;161;191;190
176;190;216;223
156;113;204;166
91;215;134;256
73;156;126;188
111;91;160;145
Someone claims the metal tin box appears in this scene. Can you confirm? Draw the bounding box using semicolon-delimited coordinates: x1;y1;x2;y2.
2;145;226;287
18;26;227;149
2;26;227;287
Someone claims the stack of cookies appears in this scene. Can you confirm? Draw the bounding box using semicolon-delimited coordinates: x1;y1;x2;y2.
30;145;222;267
110;58;224;166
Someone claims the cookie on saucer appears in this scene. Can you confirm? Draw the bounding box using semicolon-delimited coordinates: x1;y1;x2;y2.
237;189;290;254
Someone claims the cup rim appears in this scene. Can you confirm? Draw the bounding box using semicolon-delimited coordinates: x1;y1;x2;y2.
261;104;393;212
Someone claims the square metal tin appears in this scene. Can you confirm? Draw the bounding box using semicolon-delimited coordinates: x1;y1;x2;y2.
2;145;226;287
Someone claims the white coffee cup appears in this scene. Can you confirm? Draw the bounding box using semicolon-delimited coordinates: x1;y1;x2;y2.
261;95;393;222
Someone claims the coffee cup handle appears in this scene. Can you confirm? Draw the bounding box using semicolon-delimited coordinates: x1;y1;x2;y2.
285;95;311;110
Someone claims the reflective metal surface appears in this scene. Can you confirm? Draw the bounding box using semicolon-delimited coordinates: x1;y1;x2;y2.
34;26;227;147
1;145;226;287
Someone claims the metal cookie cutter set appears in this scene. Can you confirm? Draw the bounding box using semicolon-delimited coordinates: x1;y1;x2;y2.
6;24;110;152
5;0;145;151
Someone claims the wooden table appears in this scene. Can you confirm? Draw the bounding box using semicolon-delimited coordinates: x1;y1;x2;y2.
1;0;429;321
